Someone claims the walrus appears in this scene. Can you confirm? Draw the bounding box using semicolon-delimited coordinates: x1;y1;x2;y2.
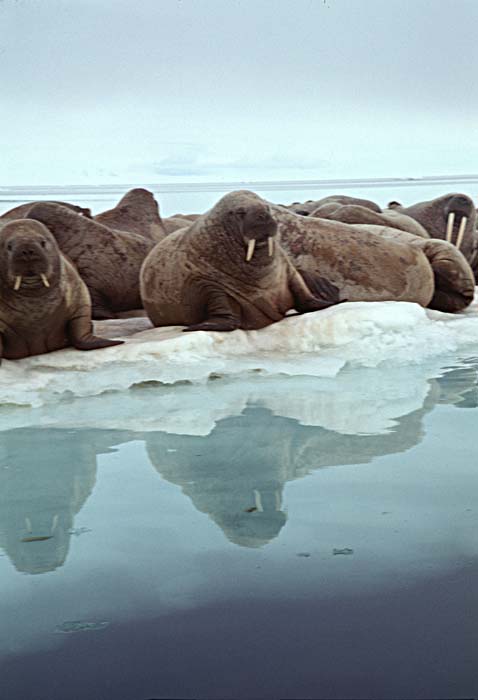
310;203;430;238
26;203;154;319
93;188;167;243
287;194;382;216
140;191;341;332
0;219;123;361
273;206;475;313
161;216;193;234
386;193;478;264
1;201;92;220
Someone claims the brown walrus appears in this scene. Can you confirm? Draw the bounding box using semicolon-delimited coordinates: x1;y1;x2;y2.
93;188;167;243
386;193;478;265
140;191;341;332
161;216;193;234
0;219;123;361
310;203;430;238
26;202;154;319
1;201;92;220
287;194;382;216
273;206;475;313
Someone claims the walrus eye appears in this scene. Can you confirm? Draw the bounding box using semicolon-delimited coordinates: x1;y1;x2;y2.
40;240;46;248
7;243;12;251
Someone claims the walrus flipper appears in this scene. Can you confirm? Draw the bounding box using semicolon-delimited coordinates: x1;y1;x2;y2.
183;289;241;332
290;268;343;313
68;314;124;350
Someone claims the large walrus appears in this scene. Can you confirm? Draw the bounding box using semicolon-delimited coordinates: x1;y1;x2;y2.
273;205;475;313
1;201;92;220
140;191;341;331
287;194;382;216
93;188;167;242
0;219;123;361
310;203;430;238
26;203;154;319
387;193;477;264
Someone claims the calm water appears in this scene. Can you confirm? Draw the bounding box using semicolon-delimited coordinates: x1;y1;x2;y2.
0;181;477;699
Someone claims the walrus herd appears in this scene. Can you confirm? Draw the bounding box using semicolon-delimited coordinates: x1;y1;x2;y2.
0;186;476;361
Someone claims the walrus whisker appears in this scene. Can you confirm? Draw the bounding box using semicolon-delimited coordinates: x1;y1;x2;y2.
253;489;264;512
455;216;467;250
40;274;50;288
246;238;256;262
445;211;455;242
14;276;22;290
268;237;274;256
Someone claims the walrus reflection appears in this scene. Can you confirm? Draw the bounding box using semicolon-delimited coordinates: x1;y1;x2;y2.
145;395;436;549
0;428;122;574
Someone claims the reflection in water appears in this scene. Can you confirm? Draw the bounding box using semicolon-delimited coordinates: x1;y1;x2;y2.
436;359;478;408
1;359;478;571
0;429;121;574
145;387;436;547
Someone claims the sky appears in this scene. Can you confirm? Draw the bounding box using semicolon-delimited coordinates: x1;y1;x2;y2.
1;0;478;185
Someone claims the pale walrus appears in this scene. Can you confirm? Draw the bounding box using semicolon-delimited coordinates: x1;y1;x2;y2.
287;194;382;216
272;206;475;313
1;201;92;220
386;193;477;264
0;219;123;361
93;188;167;243
140;191;341;332
26;202;154;319
310;203;430;238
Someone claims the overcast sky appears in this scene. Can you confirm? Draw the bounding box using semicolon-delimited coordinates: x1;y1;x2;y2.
1;0;478;184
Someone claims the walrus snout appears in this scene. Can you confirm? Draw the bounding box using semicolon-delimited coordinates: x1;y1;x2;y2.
444;194;474;249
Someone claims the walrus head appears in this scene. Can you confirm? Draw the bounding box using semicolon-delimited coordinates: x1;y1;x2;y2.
0;219;60;294
210;190;278;263
403;193;476;252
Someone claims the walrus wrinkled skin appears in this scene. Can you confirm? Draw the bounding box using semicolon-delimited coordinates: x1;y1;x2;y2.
27;203;154;319
387;193;478;267
310;203;430;238
273;207;475;313
94;188;167;243
287;194;381;216
1;201;92;220
0;220;123;361
140;191;341;332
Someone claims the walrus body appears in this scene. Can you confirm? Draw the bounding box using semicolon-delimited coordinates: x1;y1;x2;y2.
26;203;154;319
1;201;92;220
161;216;193;234
311;203;429;238
0;220;122;361
273;207;475;312
387;193;478;266
287;194;381;216
141;191;340;331
94;188;166;243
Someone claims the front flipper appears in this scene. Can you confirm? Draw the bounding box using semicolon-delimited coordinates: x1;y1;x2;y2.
68;314;124;350
183;287;240;332
289;267;344;313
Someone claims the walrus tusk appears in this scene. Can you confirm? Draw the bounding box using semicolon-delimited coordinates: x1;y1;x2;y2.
268;237;274;256
445;211;455;242
246;238;256;262
455;216;467;250
14;276;22;290
40;274;50;288
253;489;264;512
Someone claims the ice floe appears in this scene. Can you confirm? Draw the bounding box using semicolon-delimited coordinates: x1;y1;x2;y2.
1;293;478;417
